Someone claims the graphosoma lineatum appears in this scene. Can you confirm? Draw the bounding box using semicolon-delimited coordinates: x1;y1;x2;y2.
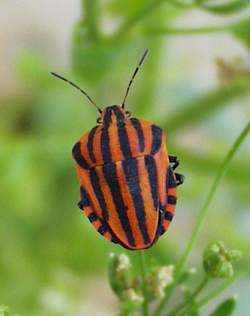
51;50;184;250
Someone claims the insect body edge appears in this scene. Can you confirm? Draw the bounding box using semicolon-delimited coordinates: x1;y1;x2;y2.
73;106;183;250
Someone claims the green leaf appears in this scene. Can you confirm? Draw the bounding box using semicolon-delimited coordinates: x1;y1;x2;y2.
200;0;250;14
15;51;49;88
162;79;250;134
231;18;250;49
210;297;236;316
174;146;250;184
72;21;121;82
186;307;199;316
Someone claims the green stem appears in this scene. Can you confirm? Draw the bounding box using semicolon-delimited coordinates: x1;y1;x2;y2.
166;0;196;8
139;251;149;316
196;277;236;309
153;122;250;316
82;0;99;42
145;16;250;36
168;276;209;316
115;0;165;38
145;24;232;36
200;0;250;15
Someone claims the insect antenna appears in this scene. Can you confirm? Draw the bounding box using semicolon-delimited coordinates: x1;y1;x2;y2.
121;49;149;109
51;72;102;114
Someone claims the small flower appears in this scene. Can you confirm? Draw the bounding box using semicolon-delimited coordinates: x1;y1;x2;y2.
108;253;132;298
116;254;131;273
148;265;174;299
120;288;144;314
123;288;144;305
158;265;174;288
203;241;242;278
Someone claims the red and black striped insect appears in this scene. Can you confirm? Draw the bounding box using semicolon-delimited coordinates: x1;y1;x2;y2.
51;50;184;250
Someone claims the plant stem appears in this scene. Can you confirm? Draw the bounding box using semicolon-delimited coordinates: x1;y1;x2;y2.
168;276;209;316
145;17;250;36
196;277;236;309
82;0;99;42
145;24;231;36
139;251;149;316
166;0;196;8
115;0;165;38
153;122;250;316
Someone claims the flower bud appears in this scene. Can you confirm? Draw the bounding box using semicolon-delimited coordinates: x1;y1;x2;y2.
203;241;242;278
147;265;174;299
227;250;242;262
120;288;144;315
108;253;132;298
123;288;144;305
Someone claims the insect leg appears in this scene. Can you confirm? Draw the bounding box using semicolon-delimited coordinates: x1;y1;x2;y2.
156;167;177;237
174;173;185;186
78;187;118;244
168;155;179;170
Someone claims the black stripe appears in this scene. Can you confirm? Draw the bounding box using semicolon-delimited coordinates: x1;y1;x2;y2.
157;206;166;237
151;125;162;155
122;158;150;245
103;162;135;247
98;224;108;235
111;237;118;244
157;224;165;236
78;187;90;209
167;166;177;188
87;126;98;163
90;169;109;220
118;124;132;159
72;142;89;169
112;106;125;122
103;107;112;127
167;195;177;205
144;155;158;211
88;212;98;222
130;118;145;152
164;211;173;221
101;127;112;163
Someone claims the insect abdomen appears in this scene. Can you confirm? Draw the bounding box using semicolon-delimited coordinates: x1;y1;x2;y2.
84;155;161;249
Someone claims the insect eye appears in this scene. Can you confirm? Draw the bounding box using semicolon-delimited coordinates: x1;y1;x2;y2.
97;117;103;124
125;111;131;118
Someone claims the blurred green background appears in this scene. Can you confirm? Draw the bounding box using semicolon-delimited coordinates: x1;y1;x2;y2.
0;1;249;315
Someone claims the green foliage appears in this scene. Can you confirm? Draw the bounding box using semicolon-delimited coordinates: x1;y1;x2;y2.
210;297;236;316
1;0;250;315
108;253;144;315
203;241;242;278
199;0;250;15
0;306;18;316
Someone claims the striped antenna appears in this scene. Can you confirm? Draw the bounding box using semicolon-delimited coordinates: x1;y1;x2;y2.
121;49;149;109
51;72;102;114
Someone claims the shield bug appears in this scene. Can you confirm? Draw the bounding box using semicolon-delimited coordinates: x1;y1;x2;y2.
51;50;184;250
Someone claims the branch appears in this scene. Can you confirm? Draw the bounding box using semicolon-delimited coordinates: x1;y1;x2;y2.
153;122;250;315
